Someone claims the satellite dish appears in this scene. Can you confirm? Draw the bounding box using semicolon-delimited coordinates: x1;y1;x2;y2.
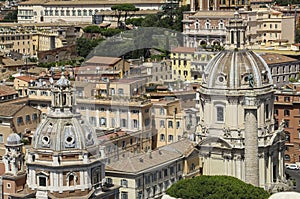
49;77;54;84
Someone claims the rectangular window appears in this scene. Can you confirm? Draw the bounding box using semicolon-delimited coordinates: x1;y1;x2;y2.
164;169;168;177
274;109;278;116
145;118;150;128
158;171;162;179
216;106;224;122
39;176;46;186
100;118;106;126
121;192;128;199
168;135;173;142
0;134;3;143
284;110;290;116
160;108;165;115
168;121;173;128
176;121;180;129
118;88;124;95
284;97;290;102
284;120;290;128
122;119;127;128
133;119;138;128
160;120;165;127
265;104;269;119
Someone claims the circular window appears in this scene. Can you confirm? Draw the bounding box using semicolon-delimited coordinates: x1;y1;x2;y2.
42;136;50;145
66;136;74;143
218;76;224;82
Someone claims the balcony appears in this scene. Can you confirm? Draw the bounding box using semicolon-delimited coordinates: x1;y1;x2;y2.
183;29;226;36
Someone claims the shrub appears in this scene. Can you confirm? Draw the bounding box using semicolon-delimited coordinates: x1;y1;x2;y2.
166;175;270;199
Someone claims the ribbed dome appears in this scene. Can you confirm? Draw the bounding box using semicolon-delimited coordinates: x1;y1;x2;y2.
32;115;98;151
202;50;273;90
6;133;21;146
32;74;99;152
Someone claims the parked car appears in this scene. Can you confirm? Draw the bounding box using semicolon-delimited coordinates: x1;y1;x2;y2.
286;164;299;170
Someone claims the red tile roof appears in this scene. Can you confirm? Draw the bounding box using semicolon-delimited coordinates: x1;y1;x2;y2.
171;47;196;53
0;85;17;96
15;76;36;83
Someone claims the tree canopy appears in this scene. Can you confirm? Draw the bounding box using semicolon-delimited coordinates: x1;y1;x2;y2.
111;4;139;29
166;176;270;199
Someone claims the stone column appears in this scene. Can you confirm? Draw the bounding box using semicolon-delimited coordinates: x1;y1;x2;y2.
244;95;259;187
191;0;195;12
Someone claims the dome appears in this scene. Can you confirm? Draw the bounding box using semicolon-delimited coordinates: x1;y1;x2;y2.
202;50;273;90
32;115;98;152
32;74;99;152
6;133;21;146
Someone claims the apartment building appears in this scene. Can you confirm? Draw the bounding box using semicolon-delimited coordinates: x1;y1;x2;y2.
171;47;196;82
171;46;217;82
14;75;36;97
274;83;300;164
141;60;173;84
183;8;295;49
0;104;41;157
152;98;184;148
260;53;300;87
77;56;131;81
188;0;249;12
0;26;77;57
0;85;18;103
254;8;295;47
18;0;172;24
105;139;201;199
98;128;152;163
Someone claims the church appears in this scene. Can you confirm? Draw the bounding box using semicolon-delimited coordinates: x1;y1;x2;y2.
194;10;286;190
1;73;119;198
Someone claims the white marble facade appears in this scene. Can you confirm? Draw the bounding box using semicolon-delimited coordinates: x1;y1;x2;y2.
195;50;285;189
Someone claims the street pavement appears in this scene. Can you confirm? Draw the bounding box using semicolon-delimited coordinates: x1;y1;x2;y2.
285;169;300;192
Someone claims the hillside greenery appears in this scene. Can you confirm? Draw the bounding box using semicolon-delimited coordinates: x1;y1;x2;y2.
166;175;270;199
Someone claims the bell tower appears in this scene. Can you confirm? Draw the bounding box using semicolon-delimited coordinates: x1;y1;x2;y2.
226;10;247;49
2;133;26;199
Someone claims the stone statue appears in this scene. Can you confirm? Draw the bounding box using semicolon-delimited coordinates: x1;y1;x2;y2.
248;73;254;88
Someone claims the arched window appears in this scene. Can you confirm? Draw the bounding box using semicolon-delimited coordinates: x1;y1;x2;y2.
160;134;165;141
285;131;290;143
66;172;78;186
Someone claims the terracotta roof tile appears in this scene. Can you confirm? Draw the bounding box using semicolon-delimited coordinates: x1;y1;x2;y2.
15;76;37;83
0;104;25;117
0;85;17;96
85;56;122;65
260;53;298;65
